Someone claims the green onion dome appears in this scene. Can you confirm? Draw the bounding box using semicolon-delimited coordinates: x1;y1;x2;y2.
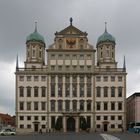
97;23;115;45
26;22;45;43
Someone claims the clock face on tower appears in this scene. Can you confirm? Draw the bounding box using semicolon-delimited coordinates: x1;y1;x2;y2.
66;38;76;48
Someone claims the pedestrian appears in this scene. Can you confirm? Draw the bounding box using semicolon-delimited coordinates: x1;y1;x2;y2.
39;129;42;134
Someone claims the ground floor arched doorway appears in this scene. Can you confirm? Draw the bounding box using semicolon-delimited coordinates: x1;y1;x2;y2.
67;117;75;131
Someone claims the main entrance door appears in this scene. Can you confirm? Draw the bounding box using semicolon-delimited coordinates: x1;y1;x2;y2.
104;124;108;132
67;117;75;131
34;124;39;132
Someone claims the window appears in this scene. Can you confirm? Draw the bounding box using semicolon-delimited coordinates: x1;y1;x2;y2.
80;76;84;82
58;76;63;83
111;87;115;97
41;102;46;110
72;76;77;83
65;100;70;111
96;87;101;97
19;102;24;110
58;54;63;59
42;125;46;129
111;76;115;82
27;116;31;121
41;87;46;97
104;87;108;97
19;87;24;97
118;102;122;110
87;55;91;59
96;76;101;82
111;124;115;129
65;76;70;83
42;116;46;121
80;84;84;97
51;100;55;111
104;76;108;82
96;124;100;128
19;76;24;81
27;76;31;81
80;66;84;71
111;102;115;110
20;125;24;129
73;55;77;59
34;102;38;110
34;87;38;97
66;66;70;70
118;76;122;82
87;100;91;111
27;125;31;129
51;76;55;83
118;124;122;129
51;84;55;97
65;54;70;59
118;116;122;120
65;84;70;97
58;66;62;71
87;84;91;97
27;102;31;110
34;76;39;81
27;87;31;97
72;84;77;97
96;102;101;110
41;76;46;81
72;100;77;111
104;102;108;110
96;116;101;120
104;116;108;120
111;116;115;120
87;66;91;71
80;55;84;59
34;116;38;121
80;100;84;111
118;87;122;97
20;116;24;120
87;76;91;83
58;100;63;111
58;84;62;97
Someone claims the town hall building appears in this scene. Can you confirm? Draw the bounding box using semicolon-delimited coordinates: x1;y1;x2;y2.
15;18;127;133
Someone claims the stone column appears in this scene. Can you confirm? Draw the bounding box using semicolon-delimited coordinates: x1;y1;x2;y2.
63;115;66;132
76;116;79;132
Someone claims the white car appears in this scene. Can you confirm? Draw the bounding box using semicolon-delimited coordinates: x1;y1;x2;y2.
0;129;16;136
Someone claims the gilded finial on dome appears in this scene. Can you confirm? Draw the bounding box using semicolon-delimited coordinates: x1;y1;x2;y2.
70;17;73;26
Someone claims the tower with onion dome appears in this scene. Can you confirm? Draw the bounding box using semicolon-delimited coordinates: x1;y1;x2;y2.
25;22;46;69
96;22;117;68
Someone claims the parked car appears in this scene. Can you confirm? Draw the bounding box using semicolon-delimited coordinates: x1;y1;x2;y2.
0;128;16;136
134;126;140;133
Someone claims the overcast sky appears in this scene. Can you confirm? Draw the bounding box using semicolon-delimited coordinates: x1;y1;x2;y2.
0;0;140;115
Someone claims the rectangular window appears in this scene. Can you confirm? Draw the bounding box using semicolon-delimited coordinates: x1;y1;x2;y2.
65;54;70;59
20;116;24;120
27;125;31;129
58;84;62;97
118;76;122;82
111;124;115;129
41;102;46;110
104;87;108;97
87;84;91;97
118;116;122;120
51;66;55;70
27;102;31;110
96;76;101;82
96;87;101;97
104;102;108;110
58;54;63;59
80;66;84;71
19;76;24;81
34;116;38;121
111;87;115;97
27;87;31;97
42;116;46;121
103;76;108;82
96;124;100;129
96;102;101;110
42;125;46;129
27;116;31;121
27;76;31;81
34;87;38;97
73;55;77;59
19;87;24;97
65;84;70;97
111;116;115;120
51;54;55;59
34;76;39;81
104;116;108;120
41;87;46;97
111;76;115;82
34;102;38;110
72;84;77;97
51;84;55;97
111;102;115;110
80;84;84;97
19;102;24;110
118;87;122;97
51;100;55;111
58;100;63;111
96;116;101;120
80;55;84;59
41;76;46;81
118;102;122;110
58;66;62;71
20;125;24;129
